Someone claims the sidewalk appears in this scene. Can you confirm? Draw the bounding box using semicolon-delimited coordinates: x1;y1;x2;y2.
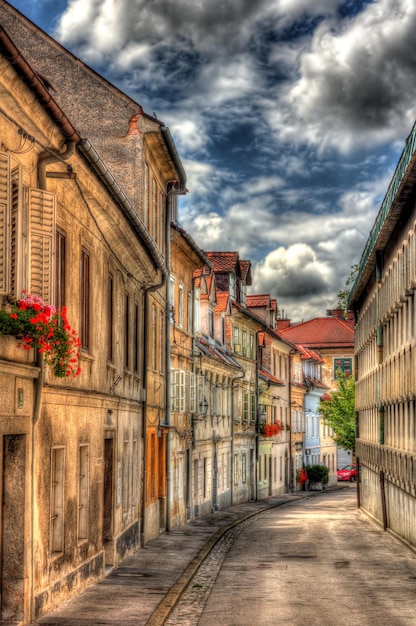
32;490;342;626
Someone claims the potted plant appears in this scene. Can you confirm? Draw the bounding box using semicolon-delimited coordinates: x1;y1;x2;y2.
296;467;308;490
306;464;329;491
0;292;81;378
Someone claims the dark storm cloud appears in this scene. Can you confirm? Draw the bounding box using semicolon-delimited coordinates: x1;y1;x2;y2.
7;0;416;319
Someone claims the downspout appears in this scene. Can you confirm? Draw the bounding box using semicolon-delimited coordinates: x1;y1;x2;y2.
29;144;74;620
288;349;295;492
255;330;262;501
30;353;43;622
230;369;245;504
164;183;187;533
38;140;76;189
141;271;166;546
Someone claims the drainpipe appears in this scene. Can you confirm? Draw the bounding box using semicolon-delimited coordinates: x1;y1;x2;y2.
288;349;295;492
29;144;74;621
230;369;245;504
38;141;76;189
140;123;187;542
164;183;187;533
255;331;262;501
30;353;43;622
141;271;166;546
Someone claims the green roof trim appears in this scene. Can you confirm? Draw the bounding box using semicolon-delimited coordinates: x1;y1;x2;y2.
349;122;416;303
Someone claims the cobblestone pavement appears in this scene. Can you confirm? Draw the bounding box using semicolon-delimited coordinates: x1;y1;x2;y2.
33;492;320;626
170;487;416;626
165;510;274;626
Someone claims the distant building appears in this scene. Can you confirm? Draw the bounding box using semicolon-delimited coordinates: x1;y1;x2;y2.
278;313;354;484
247;295;292;496
349;123;416;547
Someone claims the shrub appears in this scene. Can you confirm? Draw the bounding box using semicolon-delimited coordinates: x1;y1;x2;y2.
306;464;329;484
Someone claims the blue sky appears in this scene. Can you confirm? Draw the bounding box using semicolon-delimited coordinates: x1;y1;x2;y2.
6;0;416;320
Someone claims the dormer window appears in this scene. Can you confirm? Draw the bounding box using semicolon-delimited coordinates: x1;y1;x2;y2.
240;282;246;305
208;308;214;338
229;273;236;297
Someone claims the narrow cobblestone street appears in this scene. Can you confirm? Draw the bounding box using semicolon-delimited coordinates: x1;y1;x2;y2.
32;486;416;626
195;486;416;626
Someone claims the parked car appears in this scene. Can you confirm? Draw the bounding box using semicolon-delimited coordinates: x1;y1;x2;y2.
337;464;357;482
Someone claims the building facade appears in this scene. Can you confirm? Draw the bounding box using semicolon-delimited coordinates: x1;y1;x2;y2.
350;122;416;548
0;18;171;621
279;314;355;483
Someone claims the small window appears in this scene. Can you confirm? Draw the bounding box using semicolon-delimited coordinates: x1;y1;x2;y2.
334;358;352;377
50;447;65;554
243;392;249;421
134;303;139;373
208;309;214;338
250;333;255;360
242;453;247;483
178;284;184;328
242;329;247;356
80;248;90;350
78;444;89;541
125;292;130;369
250;394;256;421
56;228;66;311
108;274;114;362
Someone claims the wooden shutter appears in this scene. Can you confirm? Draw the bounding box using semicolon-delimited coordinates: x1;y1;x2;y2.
28;188;55;304
0;152;10;295
10;165;30;299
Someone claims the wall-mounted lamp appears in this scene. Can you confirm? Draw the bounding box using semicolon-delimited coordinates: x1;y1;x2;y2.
199;398;209;416
107;409;113;426
258;406;267;423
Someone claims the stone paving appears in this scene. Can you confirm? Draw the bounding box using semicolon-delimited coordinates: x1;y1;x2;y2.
165;510;275;626
32;490;342;626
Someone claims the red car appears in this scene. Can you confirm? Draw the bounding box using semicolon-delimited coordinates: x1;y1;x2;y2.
337;464;357;482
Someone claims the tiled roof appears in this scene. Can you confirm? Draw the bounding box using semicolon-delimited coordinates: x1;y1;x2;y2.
246;294;270;307
259;368;284;386
279;317;354;348
305;376;328;390
205;251;239;273
216;293;230;313
196;338;241;369
296;344;323;363
239;260;252;284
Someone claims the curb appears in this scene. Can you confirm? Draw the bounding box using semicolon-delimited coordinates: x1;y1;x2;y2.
146;492;320;626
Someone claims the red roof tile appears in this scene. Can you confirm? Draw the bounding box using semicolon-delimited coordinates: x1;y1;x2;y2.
216;293;230;313
246;294;271;307
205;251;240;272
239;260;252;283
295;344;324;363
279;317;354;348
259;369;284;386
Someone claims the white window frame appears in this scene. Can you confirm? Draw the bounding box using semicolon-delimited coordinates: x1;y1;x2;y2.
178;283;184;328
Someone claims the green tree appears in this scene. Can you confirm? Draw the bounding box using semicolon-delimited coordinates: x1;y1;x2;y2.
337;263;359;315
318;370;355;452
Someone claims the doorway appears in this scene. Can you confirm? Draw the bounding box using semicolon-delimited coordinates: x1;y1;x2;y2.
1;434;26;622
103;438;114;567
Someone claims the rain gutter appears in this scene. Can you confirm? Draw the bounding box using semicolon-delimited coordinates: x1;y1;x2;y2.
0;24;166;277
77;138;167;278
0;25;80;142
